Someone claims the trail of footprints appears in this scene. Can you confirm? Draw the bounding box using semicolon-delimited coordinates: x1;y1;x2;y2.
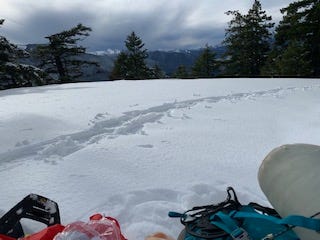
0;86;315;163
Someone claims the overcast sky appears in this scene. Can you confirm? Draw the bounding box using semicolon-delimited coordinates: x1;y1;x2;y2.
0;0;294;51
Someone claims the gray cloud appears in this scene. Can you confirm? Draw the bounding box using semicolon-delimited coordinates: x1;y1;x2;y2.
0;0;294;51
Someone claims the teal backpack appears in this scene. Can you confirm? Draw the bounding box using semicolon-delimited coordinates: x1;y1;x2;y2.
169;187;320;240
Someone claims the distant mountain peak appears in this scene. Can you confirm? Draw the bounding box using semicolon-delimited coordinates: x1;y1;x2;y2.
89;49;121;56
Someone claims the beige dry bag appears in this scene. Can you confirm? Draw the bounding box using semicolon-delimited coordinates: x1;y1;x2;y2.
258;144;320;240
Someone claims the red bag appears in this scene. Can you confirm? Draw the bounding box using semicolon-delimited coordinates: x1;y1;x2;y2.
53;214;126;240
22;224;65;240
0;214;125;240
0;234;15;240
0;224;65;240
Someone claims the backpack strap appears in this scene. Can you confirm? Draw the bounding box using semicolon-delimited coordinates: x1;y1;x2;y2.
210;211;250;239
169;187;319;240
169;187;243;239
230;209;320;231
209;207;320;239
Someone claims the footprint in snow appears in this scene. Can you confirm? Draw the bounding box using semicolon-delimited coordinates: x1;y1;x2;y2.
15;140;30;147
89;112;110;125
129;104;139;107
137;144;154;148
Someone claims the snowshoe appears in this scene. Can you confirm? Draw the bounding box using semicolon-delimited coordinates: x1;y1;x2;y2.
0;193;61;239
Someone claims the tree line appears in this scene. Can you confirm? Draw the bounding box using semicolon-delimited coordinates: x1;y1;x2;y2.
174;0;319;78
1;0;319;90
0;22;97;89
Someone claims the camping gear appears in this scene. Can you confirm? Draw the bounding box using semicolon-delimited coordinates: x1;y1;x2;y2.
0;194;62;239
259;143;320;240
169;187;320;240
2;143;320;240
0;195;126;240
53;214;126;240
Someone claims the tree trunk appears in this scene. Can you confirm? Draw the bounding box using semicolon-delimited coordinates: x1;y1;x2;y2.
54;55;66;82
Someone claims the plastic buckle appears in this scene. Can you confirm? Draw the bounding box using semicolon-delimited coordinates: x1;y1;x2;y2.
230;228;250;240
262;234;274;240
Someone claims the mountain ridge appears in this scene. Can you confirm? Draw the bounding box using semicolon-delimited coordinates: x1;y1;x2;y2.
21;45;226;81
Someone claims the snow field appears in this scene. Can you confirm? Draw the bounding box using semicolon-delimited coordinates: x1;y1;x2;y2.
0;78;320;239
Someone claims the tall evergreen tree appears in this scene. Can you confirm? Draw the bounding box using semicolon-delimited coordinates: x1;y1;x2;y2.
109;52;128;80
271;0;320;77
150;64;166;79
125;31;150;79
110;32;151;80
262;40;312;76
0;19;18;65
192;44;217;78
35;24;96;83
223;0;274;76
0;19;50;89
173;65;189;79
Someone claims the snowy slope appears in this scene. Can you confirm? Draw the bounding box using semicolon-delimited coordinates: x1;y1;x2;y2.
0;78;320;239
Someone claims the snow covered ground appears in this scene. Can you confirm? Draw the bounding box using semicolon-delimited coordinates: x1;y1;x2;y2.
0;78;320;239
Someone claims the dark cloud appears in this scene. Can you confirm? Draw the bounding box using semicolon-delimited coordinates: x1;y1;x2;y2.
1;0;294;51
3;6;94;41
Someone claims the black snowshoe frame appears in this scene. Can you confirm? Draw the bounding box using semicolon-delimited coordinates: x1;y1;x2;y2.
0;194;61;238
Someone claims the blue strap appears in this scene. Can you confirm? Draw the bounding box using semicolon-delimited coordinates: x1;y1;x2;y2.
168;211;184;218
211;211;239;234
209;209;320;240
231;210;320;232
210;212;249;239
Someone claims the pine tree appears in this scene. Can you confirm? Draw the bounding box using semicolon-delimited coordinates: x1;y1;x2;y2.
0;20;17;65
35;24;97;83
262;41;312;76
150;64;165;79
110;31;152;80
192;44;217;78
109;52;128;80
223;0;274;76
278;41;312;76
272;0;320;77
124;31;150;79
0;19;50;89
173;65;189;79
